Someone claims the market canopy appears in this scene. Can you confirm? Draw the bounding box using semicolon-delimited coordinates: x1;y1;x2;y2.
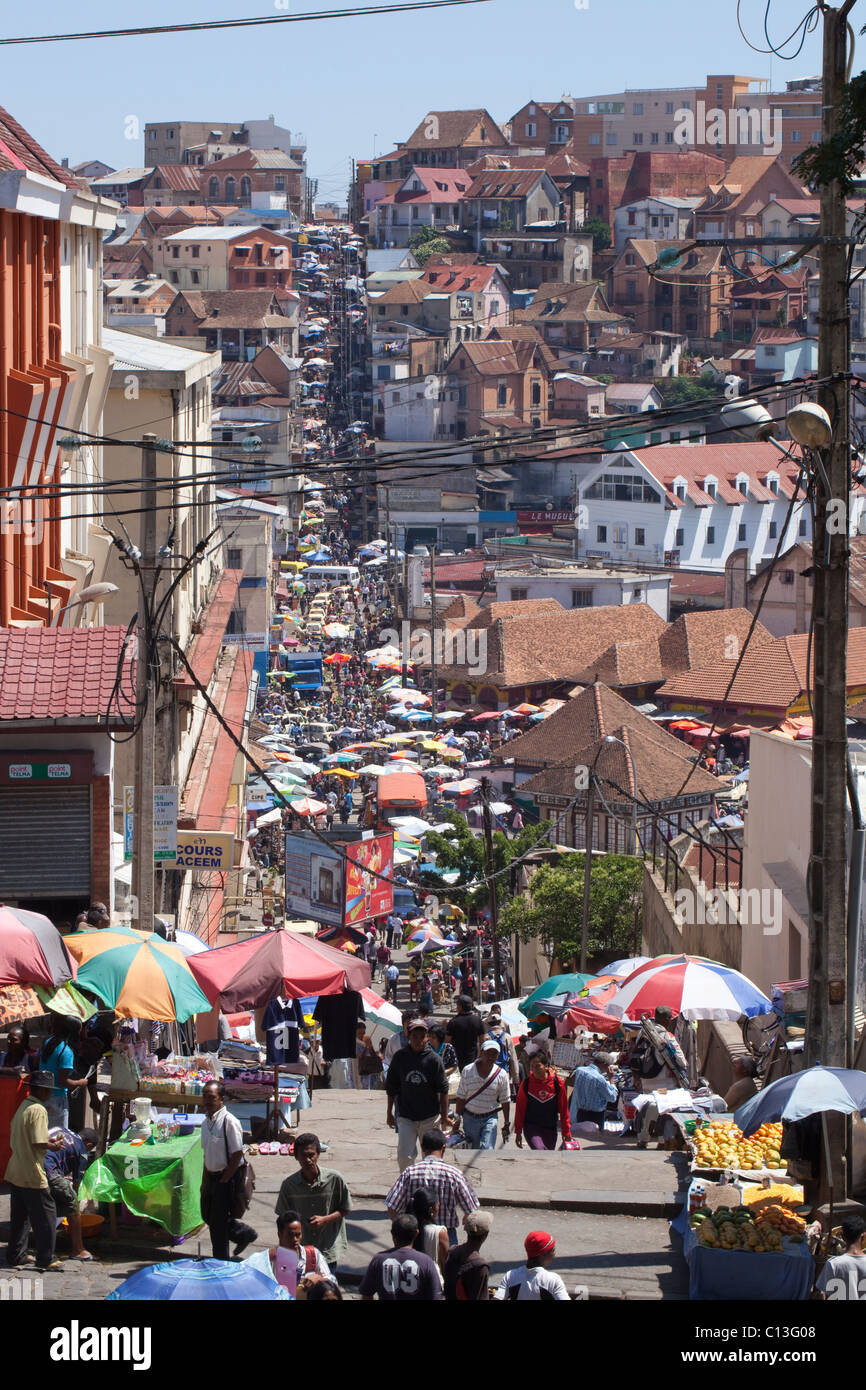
188;927;371;1011
64;927;211;1022
0;905;76;989
734;1065;866;1137
608;953;771;1021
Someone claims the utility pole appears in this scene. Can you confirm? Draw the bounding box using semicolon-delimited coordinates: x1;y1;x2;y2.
480;777;501;1000
429;548;438;721
807;1;855;1070
579;777;596;973
385;484;392;583
131;435;158;935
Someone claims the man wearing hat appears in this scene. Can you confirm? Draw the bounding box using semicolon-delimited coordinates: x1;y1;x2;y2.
494;1230;570;1301
385;1019;449;1171
3;1072;66;1271
454;1038;511;1149
444;1209;493;1300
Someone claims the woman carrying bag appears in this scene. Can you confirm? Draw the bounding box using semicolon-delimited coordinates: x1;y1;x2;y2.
514;1047;577;1152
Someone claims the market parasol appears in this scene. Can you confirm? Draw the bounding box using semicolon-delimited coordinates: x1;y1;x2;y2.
361;987;402;1033
289;797;327;817
64;928;211;1022
188;928;371;1011
608;954;772;1021
519;973;598;1020
0;981;96;1027
107;1258;290;1301
605;955;651;980
555;1000;623;1037
578;973;621;1010
734;1065;866;1137
0;905;77;989
324;652;352;664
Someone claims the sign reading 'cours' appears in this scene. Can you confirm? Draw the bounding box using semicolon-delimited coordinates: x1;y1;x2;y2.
172;832;235;871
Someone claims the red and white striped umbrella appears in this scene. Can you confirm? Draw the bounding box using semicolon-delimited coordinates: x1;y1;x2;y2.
608;954;772;1021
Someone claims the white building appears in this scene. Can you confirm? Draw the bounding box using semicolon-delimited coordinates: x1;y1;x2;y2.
494;562;671;617
613;196;700;251
575;440;863;573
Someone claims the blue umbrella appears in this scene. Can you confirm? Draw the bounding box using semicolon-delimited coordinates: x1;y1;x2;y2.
107;1258;291;1301
305;552;332;563
406;710;432;722
735;1065;866;1137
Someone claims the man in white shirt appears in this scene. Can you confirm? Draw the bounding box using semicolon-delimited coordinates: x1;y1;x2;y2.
200;1079;257;1261
494;1230;570;1301
454;1038;511;1149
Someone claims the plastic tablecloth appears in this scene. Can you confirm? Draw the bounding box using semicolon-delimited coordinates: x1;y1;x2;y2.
672;1191;814;1301
80;1131;204;1236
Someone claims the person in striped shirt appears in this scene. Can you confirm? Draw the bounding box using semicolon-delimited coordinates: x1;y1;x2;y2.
385;1129;479;1238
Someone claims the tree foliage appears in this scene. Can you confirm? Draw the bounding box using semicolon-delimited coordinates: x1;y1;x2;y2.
654;375;716;406
792;70;866;196
499;852;642;967
407;227;452;266
581;216;611;251
418;811;550;913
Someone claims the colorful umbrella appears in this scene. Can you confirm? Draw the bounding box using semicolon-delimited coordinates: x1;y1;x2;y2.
734;1065;866;1137
605;955;651;980
188;928;371;1010
324;652;352;665
0;906;76;989
608;954;772;1021
520;973;598;1020
361;987;402;1033
64;928;211;1022
289;797;327;817
324;623;351;638
0;981;96;1026
107;1259;290;1301
556;1001;623;1037
578;974;620;1010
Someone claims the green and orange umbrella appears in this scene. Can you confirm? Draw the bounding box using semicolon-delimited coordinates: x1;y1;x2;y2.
64;928;211;1022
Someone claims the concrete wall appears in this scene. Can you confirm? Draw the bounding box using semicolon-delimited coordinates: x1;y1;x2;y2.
642;862;743;967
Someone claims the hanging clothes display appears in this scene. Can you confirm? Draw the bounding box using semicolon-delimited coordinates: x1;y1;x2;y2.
314;990;365;1060
262;996;305;1065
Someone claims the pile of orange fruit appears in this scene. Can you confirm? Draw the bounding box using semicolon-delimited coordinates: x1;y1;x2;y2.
692;1120;784;1170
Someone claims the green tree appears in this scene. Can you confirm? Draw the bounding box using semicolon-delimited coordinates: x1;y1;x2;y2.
792;70;866;195
418;811;549;913
408;227;452;266
499;852;642;968
653;375;716;406
581;216;611;251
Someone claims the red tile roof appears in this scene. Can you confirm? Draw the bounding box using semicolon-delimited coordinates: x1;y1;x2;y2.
628;440;803;507
376;168;470;206
0;627;134;722
0;104;80;190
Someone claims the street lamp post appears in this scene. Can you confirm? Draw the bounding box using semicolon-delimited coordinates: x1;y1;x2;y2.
578;734;639;972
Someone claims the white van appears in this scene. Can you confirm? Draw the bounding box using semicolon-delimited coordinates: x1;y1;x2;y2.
303;564;361;587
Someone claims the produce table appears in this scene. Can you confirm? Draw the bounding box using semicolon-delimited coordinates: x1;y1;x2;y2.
79;1130;204;1237
672;1185;814;1301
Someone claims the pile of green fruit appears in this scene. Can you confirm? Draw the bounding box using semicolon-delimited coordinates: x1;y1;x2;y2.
689;1205;784;1253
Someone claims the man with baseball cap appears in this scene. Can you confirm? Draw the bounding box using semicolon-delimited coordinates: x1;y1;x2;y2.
454;1037;511;1149
494;1230;570;1301
3;1071;66;1271
444;1208;493;1300
385;1019;449;1171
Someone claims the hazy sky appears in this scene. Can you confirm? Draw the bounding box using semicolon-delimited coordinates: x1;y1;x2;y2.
4;0;824;204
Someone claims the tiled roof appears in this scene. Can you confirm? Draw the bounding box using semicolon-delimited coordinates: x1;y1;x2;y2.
657;628;866;714
170;288;286;328
438;602;665;688
492;681;721;800
463;170;549;199
516;279;617;324
402;110;508;150
422;265;502;292
446;339;548;376
144;165;202;192
486;325;559;371
658;609;773;676
372;279;430;306
468;599;562;628
699;156;803;213
606;383;659;401
0;103;81;189
627;440;803;507
617;238;724;279
202;148;302;172
377;167;470;206
0;627;134;722
466;151;589;180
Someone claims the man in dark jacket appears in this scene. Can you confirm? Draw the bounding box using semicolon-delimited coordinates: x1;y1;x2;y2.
385;1020;449;1171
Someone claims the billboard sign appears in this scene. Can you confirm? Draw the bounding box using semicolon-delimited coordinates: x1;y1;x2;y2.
284;831;394;928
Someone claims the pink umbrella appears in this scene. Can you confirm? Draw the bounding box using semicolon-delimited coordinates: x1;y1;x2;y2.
471;711;501;722
188;929;370;1010
0;905;76;988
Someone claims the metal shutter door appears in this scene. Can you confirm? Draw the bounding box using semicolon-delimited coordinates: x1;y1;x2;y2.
0;787;91;896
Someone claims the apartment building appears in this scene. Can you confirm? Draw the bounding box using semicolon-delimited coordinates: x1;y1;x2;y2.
153;225;292;291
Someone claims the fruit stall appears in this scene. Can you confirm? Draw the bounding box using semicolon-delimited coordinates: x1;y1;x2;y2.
674;1160;815;1298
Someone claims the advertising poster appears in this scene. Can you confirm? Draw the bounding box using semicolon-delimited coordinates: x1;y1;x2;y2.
344;832;394;926
284;833;344;927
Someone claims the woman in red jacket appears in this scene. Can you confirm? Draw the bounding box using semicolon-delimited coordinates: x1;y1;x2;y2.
514;1047;574;1151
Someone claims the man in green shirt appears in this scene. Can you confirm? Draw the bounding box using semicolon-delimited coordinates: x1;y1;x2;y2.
275;1132;352;1271
3;1071;65;1271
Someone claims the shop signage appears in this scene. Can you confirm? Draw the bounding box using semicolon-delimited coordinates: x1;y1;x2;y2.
516;509;574;525
123;786;179;862
8;762;71;779
172;832;235;871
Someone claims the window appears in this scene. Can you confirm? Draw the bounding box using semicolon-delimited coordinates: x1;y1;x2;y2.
767;475;779;495
738;523;747;541
633;102;644;115
376;364;390;380
191;245;200;258
634;526;646;546
528;104;536;115
510;587;528;600
790;130;801;143
627;209;636;225
531;381;541;405
650;431;661;445
149;130;157;140
571;589;593;607
799;516;808;536
670;430;681;443
525;123;536;138
705;480;717;498
596;525;607;543
226;547;243;570
554;125;569;143
497;382;507;407
171;245;179;258
665;101;674;114
675;527;684;547
768;520;778;539
191;270;200;284
812;129;821;142
589;133;601;146
675;483;686;500
275;175;286;190
706;526;715;544
632;133;644;145
650;131;659;144
681;101;691;111
226;608;246;635
665;131;674;144
240;176;252;199
225;176;236;201
605;133;618;146
585;472;661;503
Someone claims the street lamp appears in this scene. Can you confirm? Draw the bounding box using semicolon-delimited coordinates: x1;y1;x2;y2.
578;734;639;971
52;581;119;627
